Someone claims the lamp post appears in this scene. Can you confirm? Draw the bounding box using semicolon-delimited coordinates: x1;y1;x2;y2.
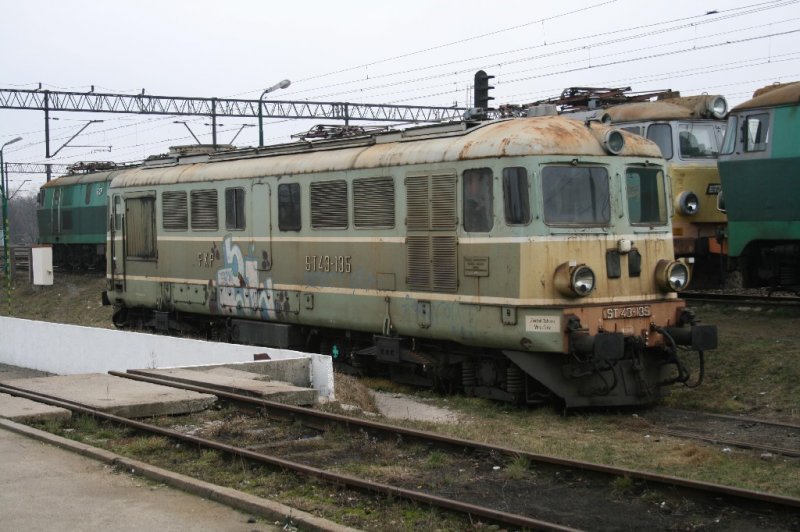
1;136;22;276
258;79;291;147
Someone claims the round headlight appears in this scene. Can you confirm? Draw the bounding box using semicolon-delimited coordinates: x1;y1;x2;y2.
655;259;691;292
677;191;700;215
603;129;625;155
708;95;728;119
572;265;596;296
555;262;596;297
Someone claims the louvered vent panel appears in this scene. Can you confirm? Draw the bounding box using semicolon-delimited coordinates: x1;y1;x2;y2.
310;180;348;229
406;235;431;291
406;175;430;230
191;189;218;230
430;173;456;230
162;191;188;230
354;177;395;228
432;235;458;292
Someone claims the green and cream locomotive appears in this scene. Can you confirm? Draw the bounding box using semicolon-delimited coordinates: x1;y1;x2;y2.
105;115;716;407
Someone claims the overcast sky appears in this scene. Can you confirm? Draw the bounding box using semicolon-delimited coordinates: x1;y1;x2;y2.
1;0;798;195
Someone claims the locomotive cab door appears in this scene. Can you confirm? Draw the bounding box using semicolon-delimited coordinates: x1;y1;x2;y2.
51;187;62;236
110;194;125;290
251;181;272;277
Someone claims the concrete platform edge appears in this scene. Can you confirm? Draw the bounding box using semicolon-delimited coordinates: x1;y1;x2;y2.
0;419;357;532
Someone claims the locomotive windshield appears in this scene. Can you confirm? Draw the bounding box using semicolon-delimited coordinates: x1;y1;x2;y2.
625;167;667;226
677;122;725;159
541;166;610;226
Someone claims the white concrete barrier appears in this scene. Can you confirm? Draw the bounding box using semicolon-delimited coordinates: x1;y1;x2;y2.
0;317;333;400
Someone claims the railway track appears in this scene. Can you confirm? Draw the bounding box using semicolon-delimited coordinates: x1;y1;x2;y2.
5;374;799;530
682;290;800;306
635;408;800;458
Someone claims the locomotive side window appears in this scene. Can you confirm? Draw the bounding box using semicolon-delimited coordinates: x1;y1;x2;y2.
542;166;610;225
625;167;667;226
310;180;348;229
646;123;673;159
502;167;530;225
278;183;301;231
225;187;246;230
162;191;188;231
744;113;769;152
114;195;122;230
190;189;219;230
463;168;493;232
622;125;644;136
354;177;395;229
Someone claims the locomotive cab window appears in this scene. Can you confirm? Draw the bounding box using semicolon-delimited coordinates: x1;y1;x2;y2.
721;115;738;155
278;183;301;231
463;168;493;232
542;166;610;226
625;167;667;226
646;123;673;159
678;123;721;159
225;187;246;230
502;167;530;225
744;113;770;152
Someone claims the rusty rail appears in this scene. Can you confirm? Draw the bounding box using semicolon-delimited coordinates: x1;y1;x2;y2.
108;370;800;511
0;381;578;532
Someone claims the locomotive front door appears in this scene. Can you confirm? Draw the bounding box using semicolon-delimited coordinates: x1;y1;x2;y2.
251;181;272;278
110;194;125;290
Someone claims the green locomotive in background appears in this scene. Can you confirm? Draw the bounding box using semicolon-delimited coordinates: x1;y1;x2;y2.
101;114;716;408
718;81;800;290
36;162;124;269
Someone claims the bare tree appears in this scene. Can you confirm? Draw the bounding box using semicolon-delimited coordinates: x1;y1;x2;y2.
7;192;39;245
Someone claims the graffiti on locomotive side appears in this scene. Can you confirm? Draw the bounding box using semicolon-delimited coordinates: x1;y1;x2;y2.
213;235;287;320
305;255;351;273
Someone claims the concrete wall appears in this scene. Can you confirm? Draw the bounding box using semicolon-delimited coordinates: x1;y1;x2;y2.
0;317;333;399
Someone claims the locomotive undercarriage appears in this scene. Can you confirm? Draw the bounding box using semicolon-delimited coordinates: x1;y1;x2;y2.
736;243;800;293
111;304;714;408
53;243;105;271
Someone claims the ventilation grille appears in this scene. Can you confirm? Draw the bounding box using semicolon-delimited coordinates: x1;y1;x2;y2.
406;173;457;293
162;191;188;230
431;174;456;229
311;180;348;229
354;177;394;228
406;175;430;231
191;189;218;230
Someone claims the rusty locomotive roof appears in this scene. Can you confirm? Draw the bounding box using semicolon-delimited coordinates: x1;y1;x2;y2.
732;81;800;111
604;95;726;122
108;117;661;188
40;169;127;189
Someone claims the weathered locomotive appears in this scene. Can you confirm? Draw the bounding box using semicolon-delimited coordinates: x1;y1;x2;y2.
604;94;729;279
104;115;717;407
718;81;800;290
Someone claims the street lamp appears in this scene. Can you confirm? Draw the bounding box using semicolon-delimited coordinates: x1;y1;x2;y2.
258;79;291;147
1;136;23;276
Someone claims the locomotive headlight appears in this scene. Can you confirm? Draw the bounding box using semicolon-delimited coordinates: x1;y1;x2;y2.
708;95;728;119
677;191;700;215
602;129;625;155
555;262;596;297
655;259;691;292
